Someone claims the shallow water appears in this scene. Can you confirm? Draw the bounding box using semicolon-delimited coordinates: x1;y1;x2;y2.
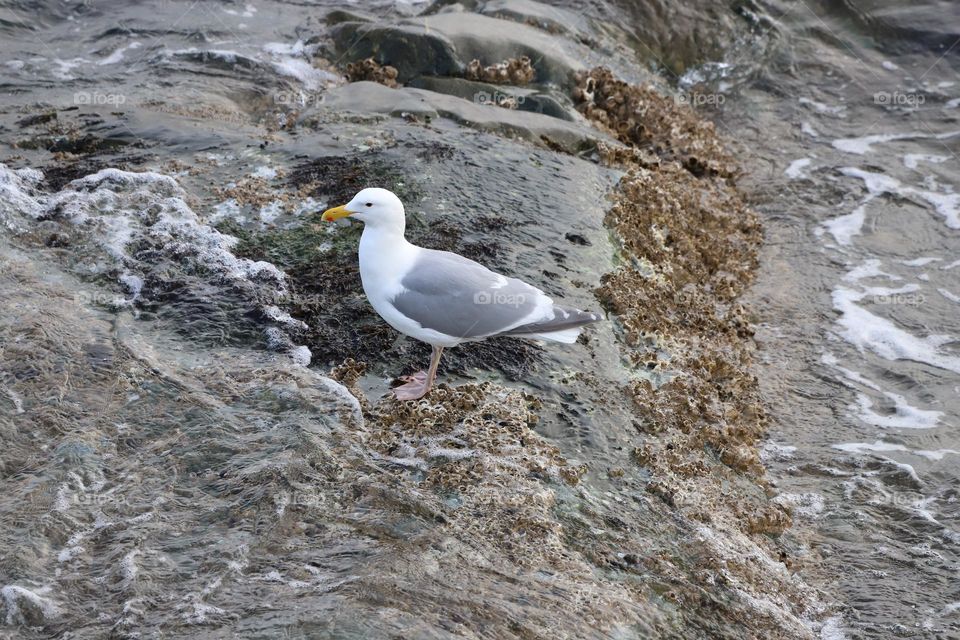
0;0;958;638
715;0;960;635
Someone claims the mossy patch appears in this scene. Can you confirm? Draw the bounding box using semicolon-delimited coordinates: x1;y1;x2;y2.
287;153;424;206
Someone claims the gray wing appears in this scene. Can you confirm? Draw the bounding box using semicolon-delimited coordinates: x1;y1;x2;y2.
391;249;549;340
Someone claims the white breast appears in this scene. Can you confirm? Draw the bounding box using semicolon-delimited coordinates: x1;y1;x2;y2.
358;227;463;347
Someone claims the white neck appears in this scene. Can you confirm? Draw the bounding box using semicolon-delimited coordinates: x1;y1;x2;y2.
358;224;419;297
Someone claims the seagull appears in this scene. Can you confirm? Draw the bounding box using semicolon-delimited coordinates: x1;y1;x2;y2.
322;188;601;400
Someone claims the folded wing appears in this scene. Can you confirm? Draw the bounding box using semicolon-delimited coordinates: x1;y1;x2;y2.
390;249;600;342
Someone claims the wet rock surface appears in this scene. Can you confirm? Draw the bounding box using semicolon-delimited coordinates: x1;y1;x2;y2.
0;1;836;638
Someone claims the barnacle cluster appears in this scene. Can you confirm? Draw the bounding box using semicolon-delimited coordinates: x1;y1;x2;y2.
574;67;738;179
573;67;809;632
465;56;535;85
345;57;400;88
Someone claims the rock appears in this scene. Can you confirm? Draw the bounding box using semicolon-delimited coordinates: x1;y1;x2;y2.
329;22;462;83
405;87;603;152
308;81;605;152
323;8;374;25
328;13;586;86
406;76;577;121
415;12;582;85
479;0;593;37
315;81;438;118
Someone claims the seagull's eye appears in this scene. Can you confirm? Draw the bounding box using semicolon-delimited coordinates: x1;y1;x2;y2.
365;202;373;207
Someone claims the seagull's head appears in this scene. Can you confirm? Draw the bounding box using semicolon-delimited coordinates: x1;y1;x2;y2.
321;187;406;231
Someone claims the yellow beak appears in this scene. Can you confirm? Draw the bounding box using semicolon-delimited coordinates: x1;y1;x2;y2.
321;204;352;222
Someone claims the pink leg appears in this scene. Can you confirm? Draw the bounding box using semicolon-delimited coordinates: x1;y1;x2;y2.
393;346;445;400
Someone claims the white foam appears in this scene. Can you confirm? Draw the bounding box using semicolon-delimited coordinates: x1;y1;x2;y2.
773;492;825;518
224;3;257;18
120;550;140;582
833;133;915;154
251;165;277;180
844;260;898;283
801;122;819;137
180;600;227;625
271;57;338;91
293;197;320;217
820;351;881;391
832;283;960;373
68;167;181;191
289;345;311;367
911;496;940;523
2;585;61;625
939;288;960;304
171;47;242;65
760;441;797;462
262;41;305;57
834;441;908;455
785;158;812;179
914;449;960;461
818;615;848;640
903;153;949;169
901;257;940;267
259;200;284;223
262;40;339;91
209;198;244;224
57;545;86;563
916;190;960;228
799;97;846;116
839;167;902;193
833;130;960;155
51;57;89;80
312;375;364;426
822;202;867;246
855;392;943;429
3;165;305;360
119;273;144;301
888;460;922;484
263;305;307;329
840;167;960;229
0;164;45;225
98;41;142;66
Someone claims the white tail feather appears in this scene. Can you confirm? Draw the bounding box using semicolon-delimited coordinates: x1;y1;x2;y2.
523;326;582;344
